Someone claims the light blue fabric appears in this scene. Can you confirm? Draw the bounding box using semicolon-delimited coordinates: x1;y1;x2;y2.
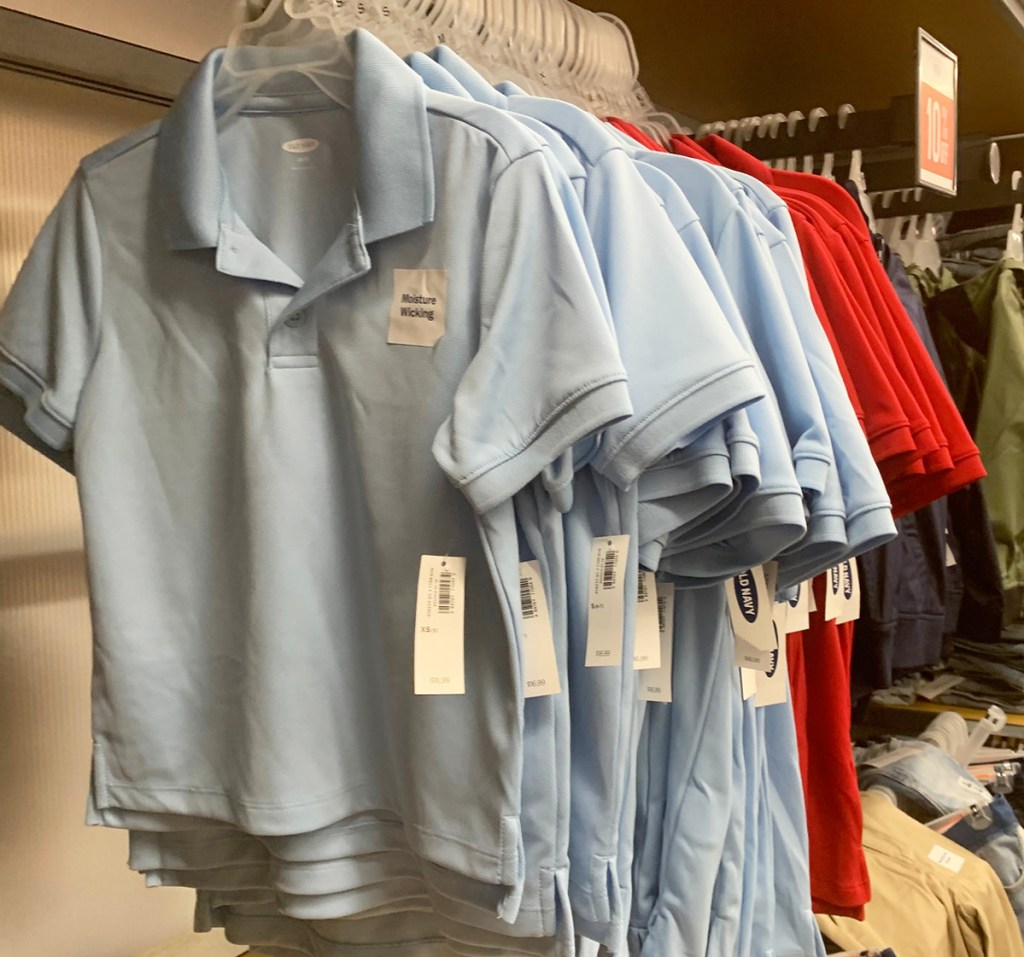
632;584;737;957
417;48;765;952
717;169;896;582
632;160;805;583
0;32;635;933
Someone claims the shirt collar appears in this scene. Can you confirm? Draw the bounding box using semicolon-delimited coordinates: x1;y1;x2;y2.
156;29;434;253
505;94;622;166
429;47;507;109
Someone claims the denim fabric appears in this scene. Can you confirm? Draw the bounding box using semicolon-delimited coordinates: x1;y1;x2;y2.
857;739;1024;936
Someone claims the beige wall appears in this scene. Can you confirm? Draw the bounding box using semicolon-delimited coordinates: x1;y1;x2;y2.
0;67;240;957
0;0;239;60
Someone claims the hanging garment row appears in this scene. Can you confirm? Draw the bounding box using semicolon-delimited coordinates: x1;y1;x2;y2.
0;22;1006;957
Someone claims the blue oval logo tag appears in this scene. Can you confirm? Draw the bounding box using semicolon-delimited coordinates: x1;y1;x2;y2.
765;624;780;678
842;561;854;600
830;565;840;595
734;570;759;624
788;583;801;608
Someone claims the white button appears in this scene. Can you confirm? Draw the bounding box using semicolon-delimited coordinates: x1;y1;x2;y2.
285;313;304;327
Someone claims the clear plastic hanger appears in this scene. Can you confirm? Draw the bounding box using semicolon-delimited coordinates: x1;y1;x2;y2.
217;0;354;126
1007;171;1024;261
802;106;827;174
908;213;942;272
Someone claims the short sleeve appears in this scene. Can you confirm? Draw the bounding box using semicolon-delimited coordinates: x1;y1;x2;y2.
0;169;102;453
432;152;632;514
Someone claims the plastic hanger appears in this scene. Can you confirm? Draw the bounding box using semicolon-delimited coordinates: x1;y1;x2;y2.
217;0;354;126
908;213;942;272
1007;171;1024;261
801;106;827;174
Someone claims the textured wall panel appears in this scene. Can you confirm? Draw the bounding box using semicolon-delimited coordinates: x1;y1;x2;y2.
0;67;225;957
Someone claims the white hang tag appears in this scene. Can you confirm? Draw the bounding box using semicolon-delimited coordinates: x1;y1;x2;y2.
519;561;561;698
734;634;775;672
726;566;775;651
414;555;466;694
585;535;630;667
639;582;675;702
388;269;447;347
834;559;861;625
945;530;957;567
808;578;818;613
824;564;843;621
785;580;810;633
740;667;758;700
928;844;965;874
633;571;661;670
763;560;779;601
756;603;790;707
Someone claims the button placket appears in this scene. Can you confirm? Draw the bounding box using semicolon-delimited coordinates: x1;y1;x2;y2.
270;306;320;367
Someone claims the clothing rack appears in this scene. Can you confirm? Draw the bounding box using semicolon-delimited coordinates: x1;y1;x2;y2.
242;0;643;113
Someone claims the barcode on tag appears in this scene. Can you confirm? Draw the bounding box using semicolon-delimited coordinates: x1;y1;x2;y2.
639;582;674;702
437;570;455;614
602;548;620;590
414;555;466;695
586;535;630;667
520;574;539;621
518;560;561;698
928;844;965;874
633;571;661;670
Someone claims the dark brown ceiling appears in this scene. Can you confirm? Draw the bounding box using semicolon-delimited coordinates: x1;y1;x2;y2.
577;0;1024;138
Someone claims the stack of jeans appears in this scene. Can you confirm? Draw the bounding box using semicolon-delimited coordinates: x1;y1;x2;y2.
856;735;1024;938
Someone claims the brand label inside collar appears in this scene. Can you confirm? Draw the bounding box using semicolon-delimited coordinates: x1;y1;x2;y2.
282;138;320;153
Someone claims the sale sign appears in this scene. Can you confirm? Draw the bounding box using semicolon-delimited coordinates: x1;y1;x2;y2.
917;29;958;195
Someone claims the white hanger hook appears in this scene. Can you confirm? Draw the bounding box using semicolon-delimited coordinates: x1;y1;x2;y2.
786;110;805;137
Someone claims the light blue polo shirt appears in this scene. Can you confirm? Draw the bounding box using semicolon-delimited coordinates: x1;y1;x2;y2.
716;168;896;578
416;48;765;952
631;161;804;580
0;30;633;924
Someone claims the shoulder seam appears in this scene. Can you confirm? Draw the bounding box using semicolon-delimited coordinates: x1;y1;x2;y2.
79;121;161;175
425;102;545;165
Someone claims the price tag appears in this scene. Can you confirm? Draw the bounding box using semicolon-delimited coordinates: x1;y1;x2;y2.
726;566;774;650
740;667;758;701
917;29;958;196
945;529;957;567
639;582;675;702
633;571;661;670
756;603;790;707
519;561;561;698
585;535;630;667
928;844;965;874
834;559;861;625
414;556;466;694
785;580;810;633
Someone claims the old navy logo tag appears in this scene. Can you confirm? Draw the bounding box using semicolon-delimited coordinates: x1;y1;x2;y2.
726;565;774;651
388;269;447;347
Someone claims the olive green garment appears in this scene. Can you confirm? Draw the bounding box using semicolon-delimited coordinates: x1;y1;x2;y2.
929;259;1024;592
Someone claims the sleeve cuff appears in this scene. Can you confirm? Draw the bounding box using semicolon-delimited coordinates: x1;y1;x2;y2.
0;351;73;452
592;361;763;490
435;376;633;514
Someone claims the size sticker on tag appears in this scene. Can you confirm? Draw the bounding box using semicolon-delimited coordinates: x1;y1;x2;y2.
756;604;790;707
740;667;758;700
726;566;774;651
824;564;843;621
414;556;465;694
388;269;447;347
834;559;861;625
633;571;661;670
785;580;810;633
586;535;630;667
928;844;965;874
519;561;561;698
639;582;674;702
